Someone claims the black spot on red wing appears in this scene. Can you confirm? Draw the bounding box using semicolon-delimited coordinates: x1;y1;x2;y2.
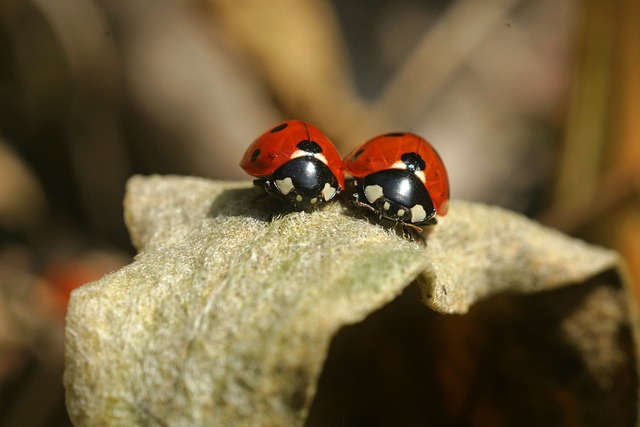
250;148;261;162
401;152;426;172
351;148;365;160
384;132;406;137
270;123;289;133
296;139;323;153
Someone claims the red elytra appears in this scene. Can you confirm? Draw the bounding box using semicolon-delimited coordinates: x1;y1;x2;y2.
343;132;449;216
240;120;345;190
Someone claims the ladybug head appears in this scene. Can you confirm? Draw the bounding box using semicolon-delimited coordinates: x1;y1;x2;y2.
296;139;323;154
400;152;426;173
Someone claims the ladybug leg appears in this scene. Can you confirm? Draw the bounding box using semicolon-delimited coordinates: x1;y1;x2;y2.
255;178;278;196
251;178;277;204
252;178;267;188
423;210;438;226
251;180;268;199
251;178;291;220
399;222;425;243
351;191;378;215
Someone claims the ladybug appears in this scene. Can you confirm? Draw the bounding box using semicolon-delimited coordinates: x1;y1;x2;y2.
343;132;449;237
240;120;345;209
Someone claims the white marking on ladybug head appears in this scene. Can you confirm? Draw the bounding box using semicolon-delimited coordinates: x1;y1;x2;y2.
364;184;384;204
290;149;307;159
397;208;405;217
390;160;426;183
310;197;318;205
321;182;337;201
383;201;391;211
391;160;407;170
296;194;303;202
275;177;295;195
290;150;328;165
315;153;328;164
410;204;427;223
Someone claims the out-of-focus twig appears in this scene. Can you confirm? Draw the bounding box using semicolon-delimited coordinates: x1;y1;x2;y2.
30;0;130;240
541;0;640;302
0;140;46;233
552;0;616;203
538;164;637;233
204;0;366;147
542;0;640;230
345;0;523;145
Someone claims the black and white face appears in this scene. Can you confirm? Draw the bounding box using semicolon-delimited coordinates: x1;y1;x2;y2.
360;169;435;225
270;156;340;209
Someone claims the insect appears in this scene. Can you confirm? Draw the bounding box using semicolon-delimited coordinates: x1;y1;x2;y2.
343;132;449;238
240;120;345;209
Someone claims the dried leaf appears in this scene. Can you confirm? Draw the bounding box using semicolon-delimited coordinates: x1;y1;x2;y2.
204;0;364;143
64;176;637;426
423;201;619;313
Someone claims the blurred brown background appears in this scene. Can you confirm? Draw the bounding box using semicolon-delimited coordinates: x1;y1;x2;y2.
0;0;638;425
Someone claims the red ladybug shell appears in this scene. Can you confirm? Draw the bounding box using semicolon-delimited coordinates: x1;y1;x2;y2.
240;120;345;190
344;132;449;215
